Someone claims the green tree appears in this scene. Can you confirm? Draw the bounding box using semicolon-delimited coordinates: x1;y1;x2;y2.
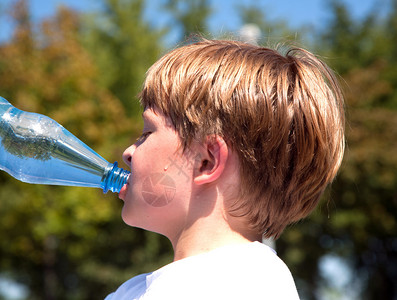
235;2;397;299
82;0;164;117
165;0;212;40
81;1;174;294
275;1;397;299
237;3;295;44
0;1;172;299
319;0;384;73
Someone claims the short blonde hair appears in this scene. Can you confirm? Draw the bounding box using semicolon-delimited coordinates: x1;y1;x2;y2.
140;39;345;238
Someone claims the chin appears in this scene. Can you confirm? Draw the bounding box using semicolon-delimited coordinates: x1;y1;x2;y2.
121;207;148;229
121;206;136;226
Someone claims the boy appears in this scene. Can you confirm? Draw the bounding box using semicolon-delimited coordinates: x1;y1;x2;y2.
106;39;345;299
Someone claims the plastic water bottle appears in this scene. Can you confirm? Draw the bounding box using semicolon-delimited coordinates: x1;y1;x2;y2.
0;96;130;193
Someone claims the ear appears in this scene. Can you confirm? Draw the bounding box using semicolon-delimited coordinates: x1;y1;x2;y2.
193;135;228;185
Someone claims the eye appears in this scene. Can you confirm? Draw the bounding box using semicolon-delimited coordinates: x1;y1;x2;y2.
136;131;152;143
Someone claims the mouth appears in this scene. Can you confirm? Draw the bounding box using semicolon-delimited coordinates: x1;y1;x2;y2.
118;182;128;200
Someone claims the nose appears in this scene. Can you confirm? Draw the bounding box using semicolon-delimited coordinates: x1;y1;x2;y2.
122;144;136;167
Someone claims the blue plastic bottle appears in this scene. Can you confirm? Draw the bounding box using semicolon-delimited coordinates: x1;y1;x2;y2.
0;97;130;193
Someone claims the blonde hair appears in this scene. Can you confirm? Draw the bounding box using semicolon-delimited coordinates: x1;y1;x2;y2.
140;39;345;239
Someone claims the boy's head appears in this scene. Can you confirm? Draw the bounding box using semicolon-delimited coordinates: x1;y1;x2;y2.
140;39;345;239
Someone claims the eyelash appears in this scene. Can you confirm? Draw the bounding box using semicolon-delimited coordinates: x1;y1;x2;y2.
137;131;151;142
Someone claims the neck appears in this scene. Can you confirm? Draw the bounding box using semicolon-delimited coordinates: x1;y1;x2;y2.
170;211;260;261
168;151;261;261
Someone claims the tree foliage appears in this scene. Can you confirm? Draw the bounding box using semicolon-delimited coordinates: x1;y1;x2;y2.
0;0;396;299
164;0;212;40
0;1;170;299
82;0;164;117
276;1;397;299
237;3;293;43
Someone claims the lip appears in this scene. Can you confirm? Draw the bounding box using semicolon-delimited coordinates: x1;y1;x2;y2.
118;182;128;200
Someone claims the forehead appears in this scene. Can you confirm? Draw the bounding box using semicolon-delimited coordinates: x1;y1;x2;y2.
142;106;174;128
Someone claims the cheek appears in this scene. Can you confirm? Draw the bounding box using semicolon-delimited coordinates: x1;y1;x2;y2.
131;141;164;170
121;180;188;233
122;162;191;221
134;171;178;209
121;134;192;226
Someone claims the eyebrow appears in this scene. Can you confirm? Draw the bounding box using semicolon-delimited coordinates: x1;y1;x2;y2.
142;108;160;124
142;111;154;124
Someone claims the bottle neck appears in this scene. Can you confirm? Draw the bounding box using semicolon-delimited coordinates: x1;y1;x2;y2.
101;162;130;193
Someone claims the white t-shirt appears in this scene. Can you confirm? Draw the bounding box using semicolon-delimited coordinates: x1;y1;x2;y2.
105;241;300;299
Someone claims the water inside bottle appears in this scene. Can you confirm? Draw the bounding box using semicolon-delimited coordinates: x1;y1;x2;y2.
0;104;110;187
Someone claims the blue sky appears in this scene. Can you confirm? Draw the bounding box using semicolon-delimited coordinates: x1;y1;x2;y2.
0;0;389;299
0;0;390;45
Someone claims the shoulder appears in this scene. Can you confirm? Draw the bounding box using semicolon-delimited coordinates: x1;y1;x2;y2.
215;242;297;286
242;242;300;298
105;242;300;300
244;241;293;276
105;272;150;300
148;242;300;299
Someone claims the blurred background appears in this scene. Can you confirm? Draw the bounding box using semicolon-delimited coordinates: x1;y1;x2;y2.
0;0;396;299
